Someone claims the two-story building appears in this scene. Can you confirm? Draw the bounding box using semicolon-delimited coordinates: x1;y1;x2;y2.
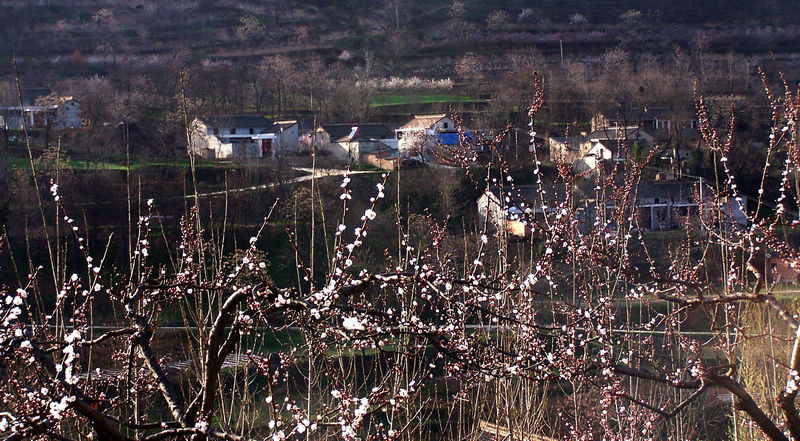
478;178;747;239
192;114;275;159
605;179;746;231
1;88;82;129
591;107;698;135
591;107;700;169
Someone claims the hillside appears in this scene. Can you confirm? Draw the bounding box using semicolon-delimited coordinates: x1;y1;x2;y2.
1;0;797;149
3;0;800;79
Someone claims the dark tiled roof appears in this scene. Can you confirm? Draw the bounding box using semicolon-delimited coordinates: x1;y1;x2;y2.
204;114;271;128
262;121;298;135
602;109;651;122
322;124;394;142
637;180;711;202
21;88;52;106
588;127;650;141
602;107;694;123
295;118;316;133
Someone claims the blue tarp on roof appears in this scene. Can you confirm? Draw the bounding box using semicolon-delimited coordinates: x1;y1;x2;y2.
437;132;472;145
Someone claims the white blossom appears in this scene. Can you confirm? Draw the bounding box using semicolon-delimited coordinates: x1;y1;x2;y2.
343;316;365;331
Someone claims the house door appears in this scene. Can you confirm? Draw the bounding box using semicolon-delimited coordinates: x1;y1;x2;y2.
261;139;273;157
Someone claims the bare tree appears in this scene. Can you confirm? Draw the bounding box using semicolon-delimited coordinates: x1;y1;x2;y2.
65;76;121;165
486;10;511;31
0;81;15;153
237;15;266;52
91;8;121;67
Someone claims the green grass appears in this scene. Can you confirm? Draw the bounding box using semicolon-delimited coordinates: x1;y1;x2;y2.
5;156;184;171
370;93;485;107
3;156;287;172
67;159;129;170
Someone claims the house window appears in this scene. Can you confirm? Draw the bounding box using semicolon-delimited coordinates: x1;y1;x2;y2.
213;128;219;135
654;198;660;204
231;128;236;134
443;122;449;129
249;128;254;134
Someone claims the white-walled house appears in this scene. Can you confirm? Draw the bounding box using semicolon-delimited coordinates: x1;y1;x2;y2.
264;120;300;157
577;127;655;171
396;114;468;146
192;114;276;159
396;114;456;138
477;185;553;239
317;124;397;162
54;98;82;128
548;134;590;163
1;88;82;129
396;113;478;162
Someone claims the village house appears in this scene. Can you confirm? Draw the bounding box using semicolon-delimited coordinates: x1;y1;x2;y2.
315;123;397;163
395;113;481;163
264;120;304;157
633;180;708;230
767;257;800;284
577;127;656;171
548;134;590;163
396;113;476;146
591;107;700;170
396;114;455;138
477;185;560;239
550;123;686;173
603;179;747;231
591;107;698;135
0;88;82;129
191;114;275;159
479;178;747;240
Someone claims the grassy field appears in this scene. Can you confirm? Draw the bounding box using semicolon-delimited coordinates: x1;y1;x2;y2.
3;156;308;172
5;156;202;171
370;93;485;107
6;156;130;170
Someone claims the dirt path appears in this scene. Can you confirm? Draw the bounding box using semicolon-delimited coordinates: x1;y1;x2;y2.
186;167;382;199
